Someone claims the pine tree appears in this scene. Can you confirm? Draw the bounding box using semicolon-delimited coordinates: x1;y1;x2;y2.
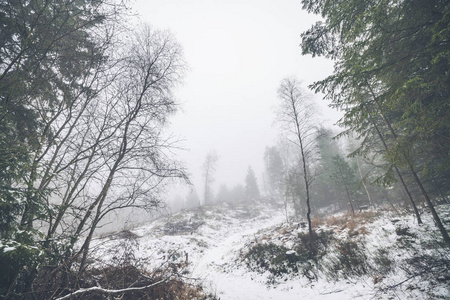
300;0;450;243
245;166;260;201
263;146;285;196
330;155;359;215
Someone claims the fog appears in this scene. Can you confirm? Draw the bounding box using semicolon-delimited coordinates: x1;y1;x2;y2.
133;0;340;207
5;1;447;297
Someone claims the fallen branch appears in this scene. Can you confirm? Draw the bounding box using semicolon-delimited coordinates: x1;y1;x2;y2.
319;289;344;295
54;276;172;300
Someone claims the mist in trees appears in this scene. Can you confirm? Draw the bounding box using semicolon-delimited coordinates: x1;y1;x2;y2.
263;146;285;200
300;0;449;243
275;77;321;237
202;150;219;205
1;0;449;298
245;166;260;201
0;1;188;296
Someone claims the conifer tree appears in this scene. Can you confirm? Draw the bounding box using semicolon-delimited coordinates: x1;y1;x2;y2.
245;166;260;201
300;0;449;243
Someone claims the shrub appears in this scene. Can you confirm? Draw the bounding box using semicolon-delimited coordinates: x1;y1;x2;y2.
372;248;394;275
296;230;334;260
329;238;369;279
244;243;298;276
395;225;416;238
244;231;335;281
4;237;214;300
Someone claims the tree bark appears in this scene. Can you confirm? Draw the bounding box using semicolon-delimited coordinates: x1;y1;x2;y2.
356;158;374;208
366;81;450;241
366;112;422;224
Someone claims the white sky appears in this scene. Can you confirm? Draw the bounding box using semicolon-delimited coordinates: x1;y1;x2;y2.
133;0;338;197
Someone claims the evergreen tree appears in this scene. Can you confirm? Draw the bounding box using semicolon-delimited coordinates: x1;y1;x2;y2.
0;3;189;295
0;0;117;294
330;155;359;215
245;166;260;201
300;0;450;243
202;151;219;205
314;128;341;210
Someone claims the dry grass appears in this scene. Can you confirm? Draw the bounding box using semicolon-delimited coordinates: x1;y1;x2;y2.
311;217;325;228
325;214;351;227
316;210;380;236
277;226;291;235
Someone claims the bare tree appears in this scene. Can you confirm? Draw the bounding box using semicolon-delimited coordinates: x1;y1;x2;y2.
0;0;189;295
202;150;219;205
276;77;319;238
74;26;187;273
18;24;187;281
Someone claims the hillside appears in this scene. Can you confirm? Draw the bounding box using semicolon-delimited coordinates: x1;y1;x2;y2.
90;202;450;299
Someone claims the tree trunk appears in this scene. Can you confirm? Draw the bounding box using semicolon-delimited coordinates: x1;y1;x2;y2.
356;158;374;208
366;110;422;224
409;166;450;244
366;81;449;241
384;191;401;217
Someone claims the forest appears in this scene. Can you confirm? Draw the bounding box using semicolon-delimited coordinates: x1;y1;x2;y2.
0;0;448;299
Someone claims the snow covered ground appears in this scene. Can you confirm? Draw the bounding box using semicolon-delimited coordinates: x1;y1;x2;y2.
90;202;450;299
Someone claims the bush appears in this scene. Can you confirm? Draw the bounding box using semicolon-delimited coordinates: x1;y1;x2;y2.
373;248;394;275
296;230;333;260
294;231;334;280
1;237;215;300
329;238;369;279
244;231;335;281
395;225;416;238
244;243;297;276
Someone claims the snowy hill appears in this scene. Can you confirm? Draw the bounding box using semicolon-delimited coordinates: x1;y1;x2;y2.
90;202;450;299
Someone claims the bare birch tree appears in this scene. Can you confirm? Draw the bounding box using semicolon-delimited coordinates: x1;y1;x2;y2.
17;24;187;286
276;77;319;238
71;26;188;274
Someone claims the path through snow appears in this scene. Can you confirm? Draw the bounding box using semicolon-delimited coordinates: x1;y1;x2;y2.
188;209;359;300
92;204;382;299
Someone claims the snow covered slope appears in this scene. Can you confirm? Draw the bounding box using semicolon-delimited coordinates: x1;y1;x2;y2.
90;202;450;299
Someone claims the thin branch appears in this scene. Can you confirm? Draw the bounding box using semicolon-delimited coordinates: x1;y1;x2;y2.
54;276;172;300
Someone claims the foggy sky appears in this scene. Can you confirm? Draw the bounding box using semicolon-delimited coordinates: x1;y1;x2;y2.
133;0;339;198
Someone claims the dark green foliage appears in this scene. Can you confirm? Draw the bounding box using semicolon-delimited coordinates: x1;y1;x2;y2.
301;0;450;189
297;230;333;261
0;193;21;240
373;248;394;275
330;239;368;279
0;243;42;297
0;0;188;298
395;225;417;238
244;230;334;280
313;129;341;210
0;1;109;296
330;155;359;214
0;0;107;234
300;0;450;243
245;243;299;276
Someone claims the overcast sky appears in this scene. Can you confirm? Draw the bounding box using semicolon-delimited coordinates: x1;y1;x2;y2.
133;0;339;198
